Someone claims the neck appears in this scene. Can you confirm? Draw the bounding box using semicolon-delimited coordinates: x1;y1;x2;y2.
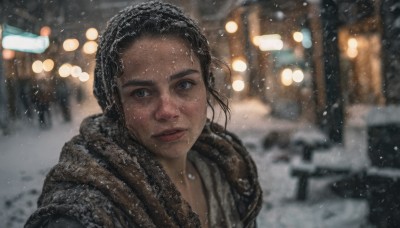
157;154;207;227
157;155;192;186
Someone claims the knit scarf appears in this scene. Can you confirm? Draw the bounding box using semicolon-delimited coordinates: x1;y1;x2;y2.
25;114;262;228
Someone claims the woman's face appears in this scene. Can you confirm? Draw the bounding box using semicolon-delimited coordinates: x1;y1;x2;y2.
117;36;207;160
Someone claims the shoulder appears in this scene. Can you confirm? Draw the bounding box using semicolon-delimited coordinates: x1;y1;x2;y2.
205;123;250;176
60;113;114;150
196;122;263;225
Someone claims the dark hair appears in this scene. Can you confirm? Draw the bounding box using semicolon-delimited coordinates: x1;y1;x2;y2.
93;1;230;129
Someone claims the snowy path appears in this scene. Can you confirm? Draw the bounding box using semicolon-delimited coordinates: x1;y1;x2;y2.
0;98;101;227
0;98;373;227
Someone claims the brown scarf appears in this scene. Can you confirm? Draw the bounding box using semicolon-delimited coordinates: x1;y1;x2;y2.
25;114;262;228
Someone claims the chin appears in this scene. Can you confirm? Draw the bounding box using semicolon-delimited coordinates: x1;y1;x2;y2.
153;143;192;159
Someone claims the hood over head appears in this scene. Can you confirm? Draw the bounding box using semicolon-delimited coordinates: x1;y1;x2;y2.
93;1;212;122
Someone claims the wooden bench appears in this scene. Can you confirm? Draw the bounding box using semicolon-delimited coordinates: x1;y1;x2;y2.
291;163;352;200
289;128;350;200
290;129;331;162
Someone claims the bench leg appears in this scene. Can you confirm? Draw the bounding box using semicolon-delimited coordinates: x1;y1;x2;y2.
297;175;309;200
302;146;313;162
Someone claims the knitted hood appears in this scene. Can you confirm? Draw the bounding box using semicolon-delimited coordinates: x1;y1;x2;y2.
93;1;212;122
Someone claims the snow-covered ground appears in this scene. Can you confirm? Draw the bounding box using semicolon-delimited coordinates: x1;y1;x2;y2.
0;97;375;227
227;101;374;228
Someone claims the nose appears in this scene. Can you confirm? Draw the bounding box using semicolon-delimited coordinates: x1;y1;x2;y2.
155;95;180;121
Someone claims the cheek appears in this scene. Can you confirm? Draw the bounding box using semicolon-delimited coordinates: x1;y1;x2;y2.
123;106;150;134
184;96;208;120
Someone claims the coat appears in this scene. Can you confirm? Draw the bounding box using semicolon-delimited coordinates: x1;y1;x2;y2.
25;114;262;227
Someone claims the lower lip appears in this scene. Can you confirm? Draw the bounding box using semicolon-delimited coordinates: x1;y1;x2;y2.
154;130;185;142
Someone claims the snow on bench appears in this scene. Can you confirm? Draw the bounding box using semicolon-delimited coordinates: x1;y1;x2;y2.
290;161;352;200
367;167;400;181
291;163;351;178
290;128;331;161
289;128;348;200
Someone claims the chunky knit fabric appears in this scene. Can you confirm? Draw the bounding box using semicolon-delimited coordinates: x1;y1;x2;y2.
25;114;262;227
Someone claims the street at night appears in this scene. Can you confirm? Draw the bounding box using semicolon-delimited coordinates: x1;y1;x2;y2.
1;0;400;227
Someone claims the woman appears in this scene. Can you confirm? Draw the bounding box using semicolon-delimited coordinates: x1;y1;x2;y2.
25;1;262;227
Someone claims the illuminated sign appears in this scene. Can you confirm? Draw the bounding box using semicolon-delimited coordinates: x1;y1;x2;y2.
1;24;49;54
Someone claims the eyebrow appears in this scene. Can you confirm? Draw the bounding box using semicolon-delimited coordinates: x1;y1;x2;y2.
121;69;200;88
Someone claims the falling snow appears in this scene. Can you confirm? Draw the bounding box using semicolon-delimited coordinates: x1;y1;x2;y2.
0;98;375;227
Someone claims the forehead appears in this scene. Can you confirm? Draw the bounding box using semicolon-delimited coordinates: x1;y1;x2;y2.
119;36;199;74
122;36;191;59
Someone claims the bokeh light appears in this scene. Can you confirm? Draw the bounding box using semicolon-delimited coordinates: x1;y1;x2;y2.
42;59;54;72
32;60;43;73
293;31;304;42
83;41;98;54
292;69;304;83
225;21;238;33
232;59;247;72
232;79;245;92
40;26;51;36
79;72;90;82
63;39;79;51
71;65;82;77
2;49;15;60
86;28;98;40
281;68;293;86
58;63;72;77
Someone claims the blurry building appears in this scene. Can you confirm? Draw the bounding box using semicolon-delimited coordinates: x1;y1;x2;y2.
0;0;394;134
0;0;241;127
224;0;386;119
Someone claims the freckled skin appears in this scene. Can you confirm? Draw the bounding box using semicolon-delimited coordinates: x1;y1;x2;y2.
117;36;208;161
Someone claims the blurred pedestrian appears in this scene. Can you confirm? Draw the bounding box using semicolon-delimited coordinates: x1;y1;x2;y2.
17;78;34;120
54;78;71;122
32;78;52;129
75;84;85;103
25;1;262;227
15;54;35;121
